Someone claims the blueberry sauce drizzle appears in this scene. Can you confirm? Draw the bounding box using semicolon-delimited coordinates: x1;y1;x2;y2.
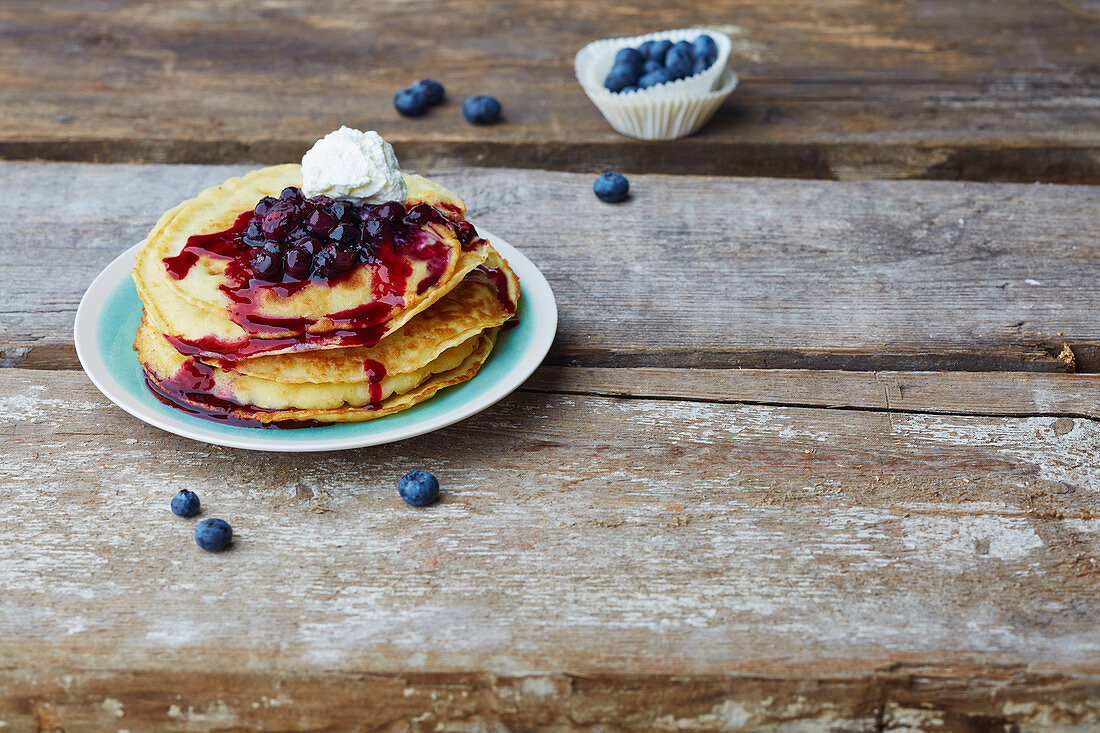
144;360;332;429
164;327;388;362
362;358;387;405
472;265;516;315
147;353;394;429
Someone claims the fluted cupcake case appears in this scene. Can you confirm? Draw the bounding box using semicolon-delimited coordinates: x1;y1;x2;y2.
575;28;739;141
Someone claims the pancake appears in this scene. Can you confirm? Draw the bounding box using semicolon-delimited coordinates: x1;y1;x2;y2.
139;323;498;424
217;248;519;385
132;165;491;359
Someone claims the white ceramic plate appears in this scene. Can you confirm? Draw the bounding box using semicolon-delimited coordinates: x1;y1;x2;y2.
74;230;557;452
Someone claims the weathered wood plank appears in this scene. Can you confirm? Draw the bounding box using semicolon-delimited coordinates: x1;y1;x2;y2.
1;0;1097;181
527;367;1100;418
1;667;1098;732
1;369;1099;729
2;163;1098;372
10;353;1100;422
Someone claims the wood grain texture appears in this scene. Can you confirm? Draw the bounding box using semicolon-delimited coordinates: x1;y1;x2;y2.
1;369;1100;730
1;0;1098;182
527;367;1100;418
2;668;1099;732
3;162;1098;373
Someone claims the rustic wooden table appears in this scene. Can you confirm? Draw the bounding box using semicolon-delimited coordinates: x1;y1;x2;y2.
2;1;1100;731
1;0;1097;182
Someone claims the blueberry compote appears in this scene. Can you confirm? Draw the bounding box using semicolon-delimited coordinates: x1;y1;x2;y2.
144;360;329;429
162;187;483;359
473;265;517;316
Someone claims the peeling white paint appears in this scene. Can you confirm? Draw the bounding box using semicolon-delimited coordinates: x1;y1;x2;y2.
518;676;561;698
656;697;873;732
1066;518;1100;534
895;415;1100;493
715;699;755;728
901;514;1044;563
165;701;237;725
884;704;944;732
101;698;124;718
0;384;100;425
1002;699;1100;730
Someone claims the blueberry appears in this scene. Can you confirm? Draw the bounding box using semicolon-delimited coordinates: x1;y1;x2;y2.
242;232;265;249
638;67;674;88
305;207;337;236
363;217;393;241
637;40;657;58
314;243;354;277
648;39;672;63
363;217;394;243
405;202;442;227
394;87;428;117
692;55;713;74
643;59;662;74
170;489;200;518
328;223;359;247
398;470;440;507
693;34;718;62
413;78;445;106
261;200;299;240
615;47;644;67
284;248;312;279
250;251;283;281
462;95;502;125
279;186;303;202
296;235;324;255
613;48;645;75
253;196;277;218
194;518;232;552
619;85;639;94
604;65;638;92
666;58;691;79
593;171;629;203
670;40;695;60
665;42;694;78
332;246;356;272
375;201;405;221
328;200;356;222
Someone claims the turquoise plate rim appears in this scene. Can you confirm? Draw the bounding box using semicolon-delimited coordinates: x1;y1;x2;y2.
73;230;557;452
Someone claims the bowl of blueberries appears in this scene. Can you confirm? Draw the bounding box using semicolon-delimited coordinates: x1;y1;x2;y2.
575;28;738;140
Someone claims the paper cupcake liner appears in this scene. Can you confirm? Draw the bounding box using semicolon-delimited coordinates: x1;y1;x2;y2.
574;28;733;101
580;68;738;140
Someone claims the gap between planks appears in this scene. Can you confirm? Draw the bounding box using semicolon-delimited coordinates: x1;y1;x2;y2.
5;360;1098;420
523;366;1100;419
5;139;1099;184
6;341;1099;374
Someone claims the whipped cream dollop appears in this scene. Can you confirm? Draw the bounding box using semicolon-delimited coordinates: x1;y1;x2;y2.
301;126;407;204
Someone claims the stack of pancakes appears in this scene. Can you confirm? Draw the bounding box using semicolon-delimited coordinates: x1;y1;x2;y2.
132;164;520;426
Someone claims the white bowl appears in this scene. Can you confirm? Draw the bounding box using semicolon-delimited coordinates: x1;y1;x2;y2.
574;28;737;140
